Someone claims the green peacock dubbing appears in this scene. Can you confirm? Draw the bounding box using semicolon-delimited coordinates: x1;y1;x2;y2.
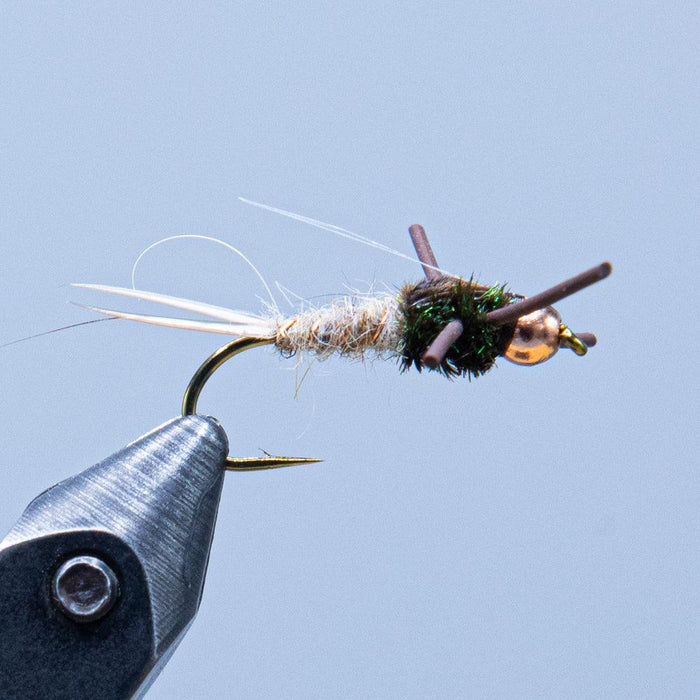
398;276;517;378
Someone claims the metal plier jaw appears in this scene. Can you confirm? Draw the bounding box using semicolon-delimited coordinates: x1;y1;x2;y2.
0;415;229;700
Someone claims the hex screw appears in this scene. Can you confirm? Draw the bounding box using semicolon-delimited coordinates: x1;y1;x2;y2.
52;555;120;623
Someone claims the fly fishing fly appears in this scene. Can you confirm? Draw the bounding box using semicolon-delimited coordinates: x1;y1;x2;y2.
73;200;611;469
75;200;611;377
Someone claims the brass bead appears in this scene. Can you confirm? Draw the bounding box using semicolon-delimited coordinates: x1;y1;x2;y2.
503;307;561;365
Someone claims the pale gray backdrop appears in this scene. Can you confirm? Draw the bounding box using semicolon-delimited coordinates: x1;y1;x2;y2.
1;3;698;698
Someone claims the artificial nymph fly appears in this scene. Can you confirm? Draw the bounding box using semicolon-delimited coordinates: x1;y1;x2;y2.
74;210;611;379
73;206;611;470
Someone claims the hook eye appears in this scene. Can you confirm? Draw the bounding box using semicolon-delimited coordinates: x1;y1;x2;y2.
558;325;588;356
182;336;322;471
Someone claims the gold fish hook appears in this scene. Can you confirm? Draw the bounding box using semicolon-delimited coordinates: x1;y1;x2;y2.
182;336;322;471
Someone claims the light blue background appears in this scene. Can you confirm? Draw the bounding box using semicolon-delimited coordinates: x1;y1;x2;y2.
1;3;698;698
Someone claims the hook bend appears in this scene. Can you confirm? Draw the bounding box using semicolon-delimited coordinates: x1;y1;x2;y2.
182;336;322;471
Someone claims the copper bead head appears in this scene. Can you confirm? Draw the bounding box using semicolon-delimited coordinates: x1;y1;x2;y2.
503;307;562;365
